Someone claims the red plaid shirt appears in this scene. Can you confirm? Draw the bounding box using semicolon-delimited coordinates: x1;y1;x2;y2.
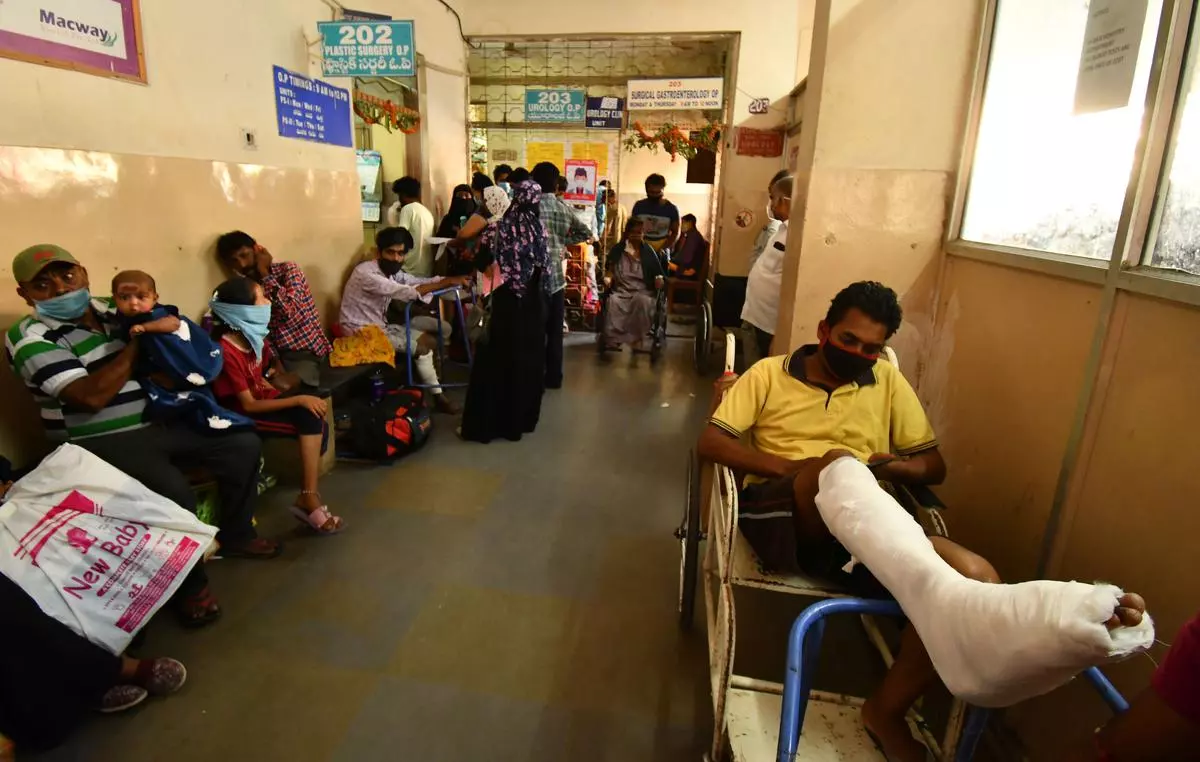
260;261;331;357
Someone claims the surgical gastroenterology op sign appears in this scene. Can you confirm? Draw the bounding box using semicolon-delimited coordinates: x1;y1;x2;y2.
525;88;586;123
272;66;353;148
627;78;724;110
318;20;415;77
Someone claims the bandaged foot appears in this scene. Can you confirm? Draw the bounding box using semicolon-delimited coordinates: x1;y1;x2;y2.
814;457;1154;708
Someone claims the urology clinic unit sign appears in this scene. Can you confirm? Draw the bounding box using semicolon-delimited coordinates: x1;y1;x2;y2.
0;0;146;83
525;88;586;123
273;66;353;148
627;78;724;110
319;19;414;77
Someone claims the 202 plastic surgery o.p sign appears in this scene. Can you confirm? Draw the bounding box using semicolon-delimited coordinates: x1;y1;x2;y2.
319;20;415;77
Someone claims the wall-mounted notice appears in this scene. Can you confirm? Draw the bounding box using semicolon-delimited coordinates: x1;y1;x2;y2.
627;77;724;111
735;127;784;158
273;66;353;147
586;96;624;128
570;142;611;179
525;141;566;171
563;159;598;203
525;88;586;123
0;0;146;83
341;8;391;22
1074;0;1149;114
319;20;415;77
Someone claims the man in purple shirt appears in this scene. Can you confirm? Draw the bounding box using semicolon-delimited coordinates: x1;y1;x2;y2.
338;227;469;414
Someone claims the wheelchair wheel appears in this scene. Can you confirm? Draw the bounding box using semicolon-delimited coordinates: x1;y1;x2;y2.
694;301;712;375
595;294;608;356
649;296;668;365
676;449;702;630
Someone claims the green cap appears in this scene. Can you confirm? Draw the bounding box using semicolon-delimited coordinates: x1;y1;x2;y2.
12;244;78;283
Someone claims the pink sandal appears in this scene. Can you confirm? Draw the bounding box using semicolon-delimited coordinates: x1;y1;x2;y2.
289;494;345;535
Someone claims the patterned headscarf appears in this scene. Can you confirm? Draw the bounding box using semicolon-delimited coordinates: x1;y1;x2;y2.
481;185;511;223
479;180;548;297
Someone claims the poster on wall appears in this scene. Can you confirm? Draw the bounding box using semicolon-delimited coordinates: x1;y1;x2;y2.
0;0;146;83
570;142;611;180
1073;0;1149;114
319;20;415;77
525;141;566;171
273;66;353;147
563;159;598;202
524;88;586;123
586;96;624;128
627;77;724;110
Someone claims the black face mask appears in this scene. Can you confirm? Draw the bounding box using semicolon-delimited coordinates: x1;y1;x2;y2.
378;258;403;276
822;340;877;382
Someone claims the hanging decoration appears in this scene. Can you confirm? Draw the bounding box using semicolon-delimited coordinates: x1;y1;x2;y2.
352;91;421;134
622;120;722;161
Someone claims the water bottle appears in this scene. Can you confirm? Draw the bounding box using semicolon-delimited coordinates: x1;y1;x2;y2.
370;369;385;404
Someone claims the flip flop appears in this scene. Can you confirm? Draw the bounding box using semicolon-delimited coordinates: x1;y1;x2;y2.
288;504;345;536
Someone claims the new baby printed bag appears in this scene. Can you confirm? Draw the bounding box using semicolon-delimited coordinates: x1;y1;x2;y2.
0;444;217;654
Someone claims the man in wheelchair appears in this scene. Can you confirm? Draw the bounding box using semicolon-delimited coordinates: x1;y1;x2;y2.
600;218;665;352
698;281;1145;762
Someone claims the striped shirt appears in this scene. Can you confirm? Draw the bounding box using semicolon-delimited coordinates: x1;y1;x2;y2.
6;298;148;441
539;193;593;294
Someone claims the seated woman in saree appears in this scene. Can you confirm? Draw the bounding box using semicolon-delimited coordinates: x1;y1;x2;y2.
602;218;665;352
458;180;550;444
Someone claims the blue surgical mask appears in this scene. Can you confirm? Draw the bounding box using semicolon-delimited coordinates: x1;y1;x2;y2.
210;301;271;361
35;288;92;322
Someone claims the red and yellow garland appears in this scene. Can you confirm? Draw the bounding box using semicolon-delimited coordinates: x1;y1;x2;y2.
353;91;421;134
623;120;722;161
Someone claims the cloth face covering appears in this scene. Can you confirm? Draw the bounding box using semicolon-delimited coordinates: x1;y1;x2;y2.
35;288;91;322
822;339;877;381
377;258;403;277
210;301;271;361
814;456;1154;707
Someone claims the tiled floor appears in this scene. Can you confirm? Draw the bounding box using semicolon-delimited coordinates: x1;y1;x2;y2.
34;335;718;761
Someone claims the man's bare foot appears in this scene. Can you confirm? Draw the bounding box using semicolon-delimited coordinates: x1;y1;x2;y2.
1106;592;1146;630
434;395;460;415
861;699;928;762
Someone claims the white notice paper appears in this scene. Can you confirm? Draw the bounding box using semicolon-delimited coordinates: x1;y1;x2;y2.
1073;0;1150;114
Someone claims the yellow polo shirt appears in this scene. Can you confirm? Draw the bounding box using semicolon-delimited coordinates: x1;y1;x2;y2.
710;347;937;477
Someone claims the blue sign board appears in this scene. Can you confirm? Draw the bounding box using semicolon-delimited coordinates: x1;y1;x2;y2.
586;96;624;129
319;20;415;77
272;66;353;147
525;88;586;123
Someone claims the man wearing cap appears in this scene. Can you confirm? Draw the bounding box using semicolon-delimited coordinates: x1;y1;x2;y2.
6;246;281;623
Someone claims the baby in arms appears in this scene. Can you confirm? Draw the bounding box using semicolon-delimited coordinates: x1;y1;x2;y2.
111;270;250;432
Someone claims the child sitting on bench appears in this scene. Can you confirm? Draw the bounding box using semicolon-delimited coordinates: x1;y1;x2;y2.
209;278;344;536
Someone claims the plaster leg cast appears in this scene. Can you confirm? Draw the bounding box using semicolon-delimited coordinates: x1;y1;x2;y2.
814;456;1154;707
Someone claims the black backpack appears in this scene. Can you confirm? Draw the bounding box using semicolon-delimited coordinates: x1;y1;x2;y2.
343;389;432;461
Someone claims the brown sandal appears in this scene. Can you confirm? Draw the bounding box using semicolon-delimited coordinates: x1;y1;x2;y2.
220;537;283;559
175;587;221;629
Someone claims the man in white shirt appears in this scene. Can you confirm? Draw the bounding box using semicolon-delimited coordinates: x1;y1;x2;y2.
386;176;436;277
339;227;470;413
741;174;793;365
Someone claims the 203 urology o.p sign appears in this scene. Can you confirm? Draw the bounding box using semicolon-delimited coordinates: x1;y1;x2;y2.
319;20;414;77
524;88;586;123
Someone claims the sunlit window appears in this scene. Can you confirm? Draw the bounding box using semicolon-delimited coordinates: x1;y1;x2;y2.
961;0;1163;260
1149;13;1200;275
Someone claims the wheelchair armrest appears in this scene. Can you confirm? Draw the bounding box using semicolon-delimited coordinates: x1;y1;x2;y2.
892;482;947;511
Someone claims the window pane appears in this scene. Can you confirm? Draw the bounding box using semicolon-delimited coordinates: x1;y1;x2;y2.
961;0;1163;259
1150;15;1200;275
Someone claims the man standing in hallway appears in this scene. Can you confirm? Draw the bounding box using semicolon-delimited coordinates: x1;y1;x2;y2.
631;173;680;257
532;162;593;389
741;174;793;364
387;176;436;277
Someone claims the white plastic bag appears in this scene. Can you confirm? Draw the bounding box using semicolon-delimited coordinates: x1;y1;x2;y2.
0;443;217;654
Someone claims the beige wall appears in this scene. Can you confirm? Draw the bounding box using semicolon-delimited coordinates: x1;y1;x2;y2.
461;0;803;277
775;0;981;386
0;0;467;465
